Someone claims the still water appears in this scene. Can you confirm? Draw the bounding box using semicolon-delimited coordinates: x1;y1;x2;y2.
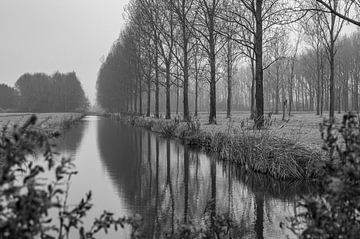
55;116;308;238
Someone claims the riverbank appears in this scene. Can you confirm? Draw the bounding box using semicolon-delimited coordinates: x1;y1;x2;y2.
0;113;85;136
110;113;324;180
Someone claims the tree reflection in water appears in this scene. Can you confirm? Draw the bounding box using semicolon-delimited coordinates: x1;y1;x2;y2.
96;118;312;238
56;117;87;157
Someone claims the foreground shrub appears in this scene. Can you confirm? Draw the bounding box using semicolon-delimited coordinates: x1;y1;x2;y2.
0;115;140;239
290;113;360;238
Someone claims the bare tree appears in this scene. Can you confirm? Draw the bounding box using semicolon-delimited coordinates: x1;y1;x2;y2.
310;0;354;120
227;0;300;128
170;0;197;121
288;30;302;117
146;0;176;119
312;0;360;26
192;0;225;124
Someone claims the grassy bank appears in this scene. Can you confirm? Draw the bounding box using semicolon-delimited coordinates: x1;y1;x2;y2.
0;113;85;136
111;114;323;180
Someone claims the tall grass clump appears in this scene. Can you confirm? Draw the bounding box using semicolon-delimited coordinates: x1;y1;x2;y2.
178;117;201;138
177;116;321;180
208;130;321;180
157;119;180;137
130;116;155;130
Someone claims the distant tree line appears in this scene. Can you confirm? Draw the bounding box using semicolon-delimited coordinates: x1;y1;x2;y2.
97;41;135;113
96;0;360;127
0;72;89;112
0;84;18;110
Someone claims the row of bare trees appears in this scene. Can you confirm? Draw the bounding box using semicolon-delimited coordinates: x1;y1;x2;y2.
96;0;360;126
261;32;360;119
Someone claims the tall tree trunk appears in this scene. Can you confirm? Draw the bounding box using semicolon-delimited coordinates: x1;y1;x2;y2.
316;49;321;115
139;78;143;115
254;0;264;128
176;80;179;115
355;70;359;112
194;42;199;118
310;85;314;111
134;79;138;114
329;43;335;120
250;59;256;119
288;67;294;117
352;74;355;110
130;86;134;113
321;52;325;116
166;62;171;119
195;67;199;117
176;65;180;115
282;81;286;121
226;39;232;118
338;85;341;114
182;0;190;121
126;97;129;113
343;72;348;112
147;70;151;117
275;64;280;114
300;83;305;111
155;42;160;118
208;10;217;124
329;12;336;121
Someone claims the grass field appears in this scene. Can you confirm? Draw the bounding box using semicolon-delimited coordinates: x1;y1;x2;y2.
195;111;346;152
0;113;83;132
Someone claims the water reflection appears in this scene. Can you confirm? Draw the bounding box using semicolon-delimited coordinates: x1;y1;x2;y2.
56;118;87;157
56;116;309;238
96;117;309;238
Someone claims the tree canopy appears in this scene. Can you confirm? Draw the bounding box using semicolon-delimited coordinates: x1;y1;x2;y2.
15;72;89;112
0;84;19;110
97;38;135;113
97;0;360;126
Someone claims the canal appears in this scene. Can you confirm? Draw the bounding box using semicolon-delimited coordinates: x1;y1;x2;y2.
55;116;309;238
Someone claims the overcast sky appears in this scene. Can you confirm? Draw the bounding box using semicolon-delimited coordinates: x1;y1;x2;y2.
0;0;129;104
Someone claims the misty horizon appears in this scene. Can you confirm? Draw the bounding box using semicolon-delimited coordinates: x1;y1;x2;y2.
0;0;129;104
